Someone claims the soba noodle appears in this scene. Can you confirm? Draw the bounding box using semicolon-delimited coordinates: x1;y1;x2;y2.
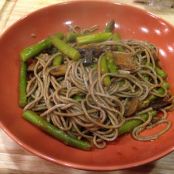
23;25;173;148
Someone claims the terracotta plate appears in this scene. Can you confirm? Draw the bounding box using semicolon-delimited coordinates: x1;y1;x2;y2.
0;0;174;171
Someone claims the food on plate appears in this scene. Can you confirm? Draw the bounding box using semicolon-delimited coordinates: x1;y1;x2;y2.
19;20;174;150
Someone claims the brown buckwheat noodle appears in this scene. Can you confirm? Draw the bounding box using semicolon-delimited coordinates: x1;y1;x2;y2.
24;38;173;148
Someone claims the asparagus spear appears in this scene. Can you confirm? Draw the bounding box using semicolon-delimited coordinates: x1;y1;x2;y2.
118;110;157;135
52;54;63;66
50;36;80;61
65;32;78;43
19;62;27;107
77;32;112;45
112;33;124;51
23;110;91;150
104;20;115;32
20;32;64;62
100;54;111;86
106;52;118;73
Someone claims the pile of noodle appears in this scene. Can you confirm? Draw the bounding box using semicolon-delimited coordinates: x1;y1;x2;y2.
24;26;173;148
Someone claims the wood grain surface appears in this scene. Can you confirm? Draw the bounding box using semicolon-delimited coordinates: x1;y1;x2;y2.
0;0;174;173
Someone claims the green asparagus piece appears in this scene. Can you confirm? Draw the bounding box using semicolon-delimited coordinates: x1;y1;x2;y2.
20;39;50;62
112;33;124;51
148;63;167;79
108;60;118;73
77;32;112;45
118;110;157;135
100;54;111;86
162;81;170;90
141;81;170;108
51;36;80;61
112;33;121;41
73;95;83;102
106;52;118;73
20;32;64;62
155;66;167;79
65;32;78;43
52;54;63;66
19;62;27;107
23;110;91;150
104;20;115;32
153;81;169;96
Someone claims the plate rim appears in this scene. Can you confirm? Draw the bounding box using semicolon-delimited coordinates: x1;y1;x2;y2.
1;0;174;171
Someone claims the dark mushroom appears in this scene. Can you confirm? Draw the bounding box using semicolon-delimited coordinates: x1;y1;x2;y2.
78;47;104;66
113;52;137;71
81;48;94;66
50;64;67;76
125;97;139;117
150;98;172;111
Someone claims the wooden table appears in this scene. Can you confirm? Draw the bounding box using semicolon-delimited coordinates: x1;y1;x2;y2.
1;1;174;173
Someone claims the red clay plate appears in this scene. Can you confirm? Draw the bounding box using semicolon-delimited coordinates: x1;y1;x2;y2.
0;0;174;171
